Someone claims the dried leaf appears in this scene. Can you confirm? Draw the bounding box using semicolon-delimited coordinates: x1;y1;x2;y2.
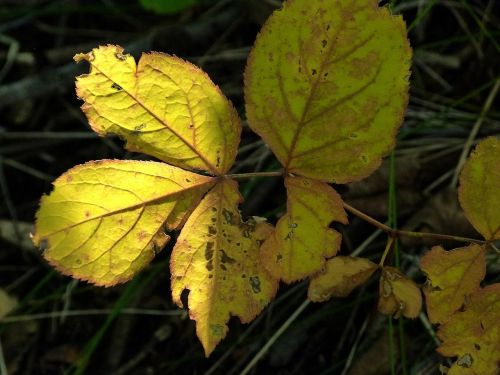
75;45;241;175
308;256;378;302
420;244;486;324
437;284;500;375
171;179;278;356
378;266;422;319
245;0;411;183
33;160;214;286
459;137;500;240
260;177;347;283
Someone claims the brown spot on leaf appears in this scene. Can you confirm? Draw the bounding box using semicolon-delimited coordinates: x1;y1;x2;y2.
115;52;126;61
111;83;122;90
222;209;234;225
220;249;235;264
85;211;91;218
205;242;214;261
249;276;261;293
208;226;217;235
138;230;147;241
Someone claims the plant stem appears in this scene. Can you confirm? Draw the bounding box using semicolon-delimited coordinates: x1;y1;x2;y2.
342;202;486;245
224;170;284;179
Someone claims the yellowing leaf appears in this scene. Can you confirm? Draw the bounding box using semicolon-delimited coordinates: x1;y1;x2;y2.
437;284;500;375
378;266;422;319
244;0;411;183
75;45;241;175
33;160;214;286
420;244;486;324
260;176;347;283
171;179;279;356
459;137;500;240
308;256;378;302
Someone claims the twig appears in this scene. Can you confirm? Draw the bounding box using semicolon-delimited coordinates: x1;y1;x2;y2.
342;202;486;245
224;171;284;179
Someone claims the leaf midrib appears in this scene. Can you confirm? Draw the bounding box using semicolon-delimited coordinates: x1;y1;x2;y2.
40;179;214;238
90;62;219;175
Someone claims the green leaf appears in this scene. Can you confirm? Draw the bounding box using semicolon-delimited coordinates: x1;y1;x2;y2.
245;0;411;183
33;160;215;286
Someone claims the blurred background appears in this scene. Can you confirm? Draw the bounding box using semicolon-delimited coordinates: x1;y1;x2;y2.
0;0;499;374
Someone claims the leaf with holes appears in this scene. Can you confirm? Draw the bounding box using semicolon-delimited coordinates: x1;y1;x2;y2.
33;160;214;286
244;0;411;183
75;45;241;175
378;266;422;319
459;137;500;240
420;244;486;324
171;179;279;356
437;284;500;375
308;256;378;302
260;176;347;283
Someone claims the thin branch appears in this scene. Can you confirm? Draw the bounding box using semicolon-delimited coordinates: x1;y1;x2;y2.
224;170;284;179
342;202;486;245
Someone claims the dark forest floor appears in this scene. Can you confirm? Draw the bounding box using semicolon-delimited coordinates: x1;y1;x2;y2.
1;0;499;374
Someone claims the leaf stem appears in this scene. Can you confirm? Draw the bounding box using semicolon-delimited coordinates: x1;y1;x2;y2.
342;202;486;245
224;170;284;179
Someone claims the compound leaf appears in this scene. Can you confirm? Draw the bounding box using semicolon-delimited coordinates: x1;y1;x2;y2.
171;179;279;356
245;0;411;183
33;160;215;286
378;266;422;319
420;244;486;324
75;45;241;175
437;284;500;375
459;137;500;240
260;176;347;283
308;256;378;302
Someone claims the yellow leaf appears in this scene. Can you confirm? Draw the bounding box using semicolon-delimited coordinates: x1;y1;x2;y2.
378;266;422;319
74;45;241;175
260;176;347;283
437;284;500;375
420;244;486;324
171;179;279;356
459;137;500;240
308;256;378;302
244;0;411;183
33;160;214;286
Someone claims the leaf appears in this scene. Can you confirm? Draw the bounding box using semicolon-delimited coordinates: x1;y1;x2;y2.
244;0;411;183
33;160;214;286
437;284;500;375
308;256;378;302
171;179;279;356
420;244;486;324
74;45;241;175
459;137;500;240
260;176;348;283
139;0;199;14
0;289;18;319
378;266;422;319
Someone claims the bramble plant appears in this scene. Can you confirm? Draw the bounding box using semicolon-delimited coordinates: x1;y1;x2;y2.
32;0;499;372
